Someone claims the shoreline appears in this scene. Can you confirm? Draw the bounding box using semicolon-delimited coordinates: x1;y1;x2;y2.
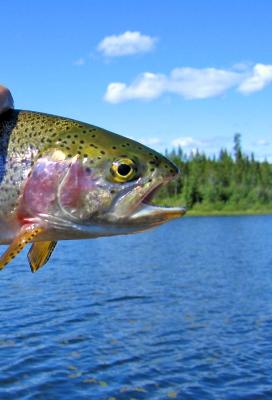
154;197;272;217
185;209;272;217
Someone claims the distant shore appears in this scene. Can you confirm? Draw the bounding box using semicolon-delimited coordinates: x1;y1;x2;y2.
186;209;272;217
156;135;272;220
154;197;272;217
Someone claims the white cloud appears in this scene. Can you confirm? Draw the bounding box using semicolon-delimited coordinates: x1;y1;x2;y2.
140;137;162;146
73;57;85;66
169;68;241;99
104;67;240;103
238;64;272;94
256;138;270;146
122;135;163;149
167;136;272;162
104;72;166;103
171;136;204;148
104;63;272;103
97;31;156;57
170;136;234;156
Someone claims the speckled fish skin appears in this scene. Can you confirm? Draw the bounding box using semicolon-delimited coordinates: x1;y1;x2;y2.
0;109;185;270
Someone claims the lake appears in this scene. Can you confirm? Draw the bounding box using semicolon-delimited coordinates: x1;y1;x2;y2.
0;215;272;399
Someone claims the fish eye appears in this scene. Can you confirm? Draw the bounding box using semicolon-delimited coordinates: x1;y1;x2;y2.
111;158;137;182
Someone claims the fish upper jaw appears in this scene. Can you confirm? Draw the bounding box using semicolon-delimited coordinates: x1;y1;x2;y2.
100;174;163;222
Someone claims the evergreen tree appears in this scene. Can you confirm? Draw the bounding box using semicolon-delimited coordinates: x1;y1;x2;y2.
155;134;272;213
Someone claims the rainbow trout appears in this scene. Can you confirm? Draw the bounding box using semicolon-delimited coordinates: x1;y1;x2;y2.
0;109;185;272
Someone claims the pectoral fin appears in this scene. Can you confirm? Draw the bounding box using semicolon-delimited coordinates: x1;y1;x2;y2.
0;225;44;270
28;241;57;273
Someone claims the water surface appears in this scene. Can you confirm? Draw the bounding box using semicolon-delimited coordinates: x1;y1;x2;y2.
1;215;272;399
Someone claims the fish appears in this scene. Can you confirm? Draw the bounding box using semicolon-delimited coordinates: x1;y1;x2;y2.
0;109;185;272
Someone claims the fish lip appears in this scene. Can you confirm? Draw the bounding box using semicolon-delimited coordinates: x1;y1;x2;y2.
129;180;186;224
130;203;186;224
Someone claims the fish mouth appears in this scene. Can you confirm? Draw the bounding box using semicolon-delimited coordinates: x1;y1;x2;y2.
129;182;186;227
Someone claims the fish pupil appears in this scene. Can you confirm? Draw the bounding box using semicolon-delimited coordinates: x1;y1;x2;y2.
118;164;131;176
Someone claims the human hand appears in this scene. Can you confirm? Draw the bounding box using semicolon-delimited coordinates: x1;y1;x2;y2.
0;85;14;113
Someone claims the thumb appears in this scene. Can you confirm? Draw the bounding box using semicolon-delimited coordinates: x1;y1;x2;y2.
0;85;14;113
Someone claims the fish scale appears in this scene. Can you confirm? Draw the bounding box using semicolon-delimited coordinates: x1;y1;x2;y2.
0;111;99;213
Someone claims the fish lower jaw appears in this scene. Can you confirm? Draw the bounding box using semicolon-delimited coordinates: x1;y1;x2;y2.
129;203;186;225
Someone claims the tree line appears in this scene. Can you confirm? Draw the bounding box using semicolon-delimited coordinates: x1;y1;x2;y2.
156;134;272;213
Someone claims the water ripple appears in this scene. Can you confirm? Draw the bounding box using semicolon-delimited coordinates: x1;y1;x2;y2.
0;216;272;399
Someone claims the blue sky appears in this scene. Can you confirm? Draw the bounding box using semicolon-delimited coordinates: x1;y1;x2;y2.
2;0;272;160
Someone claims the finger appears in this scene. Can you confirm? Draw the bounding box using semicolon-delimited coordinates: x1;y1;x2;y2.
0;85;14;113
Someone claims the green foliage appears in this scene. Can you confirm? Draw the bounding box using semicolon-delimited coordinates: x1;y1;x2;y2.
155;135;272;214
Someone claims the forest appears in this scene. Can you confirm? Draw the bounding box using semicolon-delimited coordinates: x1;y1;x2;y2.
155;134;272;215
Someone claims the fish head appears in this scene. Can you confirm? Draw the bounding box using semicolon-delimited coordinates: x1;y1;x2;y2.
20;119;185;238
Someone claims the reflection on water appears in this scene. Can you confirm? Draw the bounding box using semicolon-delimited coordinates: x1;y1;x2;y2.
0;215;272;399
